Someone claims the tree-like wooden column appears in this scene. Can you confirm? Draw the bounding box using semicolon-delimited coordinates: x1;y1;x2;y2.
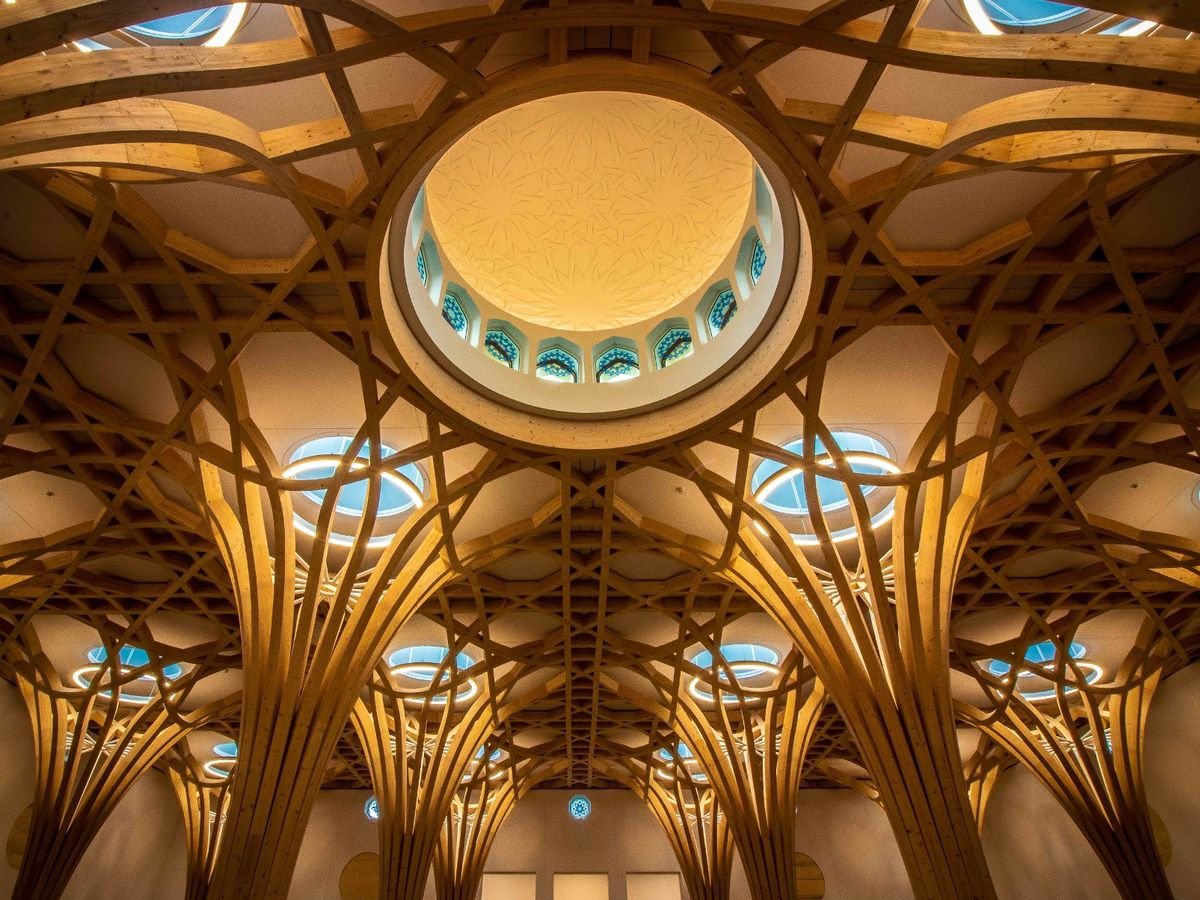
962;736;1007;834
607;653;826;900
432;753;560;900
181;420;525;899
2;620;236;900
597;756;734;900
635;361;1003;898
353;655;562;899
167;747;234;900
957;621;1174;899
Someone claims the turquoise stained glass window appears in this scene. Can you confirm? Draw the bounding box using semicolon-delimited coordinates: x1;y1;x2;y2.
707;288;738;336
654;327;693;369
536;347;579;383
485;329;520;369
750;238;767;286
595;346;639;383
415;246;428;286
977;0;1086;27
442;293;468;338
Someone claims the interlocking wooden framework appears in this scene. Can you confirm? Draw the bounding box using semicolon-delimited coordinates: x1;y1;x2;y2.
1;0;1199;898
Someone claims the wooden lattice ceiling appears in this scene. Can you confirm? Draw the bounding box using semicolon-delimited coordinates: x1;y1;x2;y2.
1;1;1199;898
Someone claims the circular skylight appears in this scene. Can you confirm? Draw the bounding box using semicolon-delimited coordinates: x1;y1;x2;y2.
73;4;248;51
985;640;1103;701
960;0;1153;35
752;431;898;546
203;741;238;780
72;645;182;705
688;643;781;704
386;645;478;706
283;435;425;549
568;794;592;820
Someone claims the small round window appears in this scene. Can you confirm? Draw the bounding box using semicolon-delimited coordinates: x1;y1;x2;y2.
752;432;894;516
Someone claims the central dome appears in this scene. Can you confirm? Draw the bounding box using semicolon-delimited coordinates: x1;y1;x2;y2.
423;92;754;331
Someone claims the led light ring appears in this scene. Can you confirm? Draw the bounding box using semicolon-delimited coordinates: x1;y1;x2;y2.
282;454;425;517
71;663;181;706
1010;661;1104;701
72;4;248;52
390;662;479;707
959;0;1153;37
753;451;901;512
687;665;781;705
202;757;237;779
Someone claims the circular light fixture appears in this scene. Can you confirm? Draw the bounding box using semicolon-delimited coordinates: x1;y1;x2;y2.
751;431;898;547
655;742;708;783
568;794;592;820
985;640;1104;701
202;740;238;780
71;646;183;706
364;796;380;821
386;645;478;706
284;435;425;549
688;643;781;705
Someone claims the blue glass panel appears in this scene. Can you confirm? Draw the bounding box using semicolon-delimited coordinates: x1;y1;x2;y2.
568;795;591;820
485;329;520;368
980;0;1085;27
442;293;468;338
654;327;694;368
750;238;767;286
536;347;579;383
290;435;424;517
213;741;238;758
126;7;230;40
387;645;474;677
595;346;639;383
707;288;738;336
415;246;428;286
751;432;891;516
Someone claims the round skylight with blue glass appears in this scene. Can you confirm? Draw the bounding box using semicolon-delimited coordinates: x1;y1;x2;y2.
688;643;781;704
386;645;478;706
283;435;425;549
568;794;592;820
72;645;183;705
985;640;1103;701
752;431;898;546
72;4;248;52
960;0;1153;35
203;741;238;780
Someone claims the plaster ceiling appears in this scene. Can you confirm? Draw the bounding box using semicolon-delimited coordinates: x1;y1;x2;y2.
424;91;754;331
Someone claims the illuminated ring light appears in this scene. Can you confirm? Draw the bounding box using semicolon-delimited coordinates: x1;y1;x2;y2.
71;646;183;706
568;794;592;820
959;0;1154;36
202;741;238;780
463;746;508;782
986;640;1104;701
284;436;426;550
387;645;478;706
364;795;380;821
73;4;248;51
751;432;898;547
655;743;708;783
688;644;781;705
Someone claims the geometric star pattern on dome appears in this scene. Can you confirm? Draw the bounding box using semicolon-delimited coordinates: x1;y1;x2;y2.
425;92;753;331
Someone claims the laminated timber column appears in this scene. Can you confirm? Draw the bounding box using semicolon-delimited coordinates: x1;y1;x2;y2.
432;757;560;900
186;422;527;900
630;365;1003;898
2;621;236;900
596;758;734;900
352;658;563;899
606;654;826;900
957;621;1174;898
167;749;234;900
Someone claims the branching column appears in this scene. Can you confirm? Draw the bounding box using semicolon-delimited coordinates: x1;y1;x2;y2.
958;623;1174;898
353;660;561;899
4;623;235;900
168;750;234;900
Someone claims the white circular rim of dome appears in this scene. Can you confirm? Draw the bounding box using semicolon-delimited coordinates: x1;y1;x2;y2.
283;435;426;550
568;794;592;820
687;643;781;705
752;430;898;547
72;4;248;51
368;65;820;453
387;645;478;707
72;645;182;705
958;0;1154;36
